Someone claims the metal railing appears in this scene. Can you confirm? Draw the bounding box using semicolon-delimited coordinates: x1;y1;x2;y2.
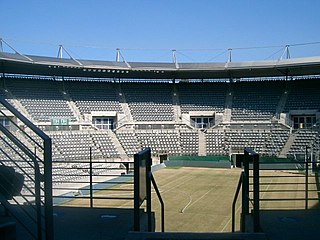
232;148;260;233
133;148;164;232
51;157;134;207
0;97;53;240
232;147;320;233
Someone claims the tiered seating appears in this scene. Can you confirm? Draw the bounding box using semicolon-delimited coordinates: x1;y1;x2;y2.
6;78;76;122
206;130;228;155
3;76;320;160
231;81;284;121
49;131;121;161
66;81;123;114
284;79;320;111
122;83;174;121
91;131;120;158
264;129;290;156
116;131;141;156
49;131;102;161
287;130;319;155
178;82;226;113
52;162;89;184
180;130;199;155
224;129;270;154
135;130;181;155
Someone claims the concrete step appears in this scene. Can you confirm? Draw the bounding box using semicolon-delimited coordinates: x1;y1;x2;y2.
126;231;267;240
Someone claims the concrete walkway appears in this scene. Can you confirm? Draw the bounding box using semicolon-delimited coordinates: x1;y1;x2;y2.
260;209;320;240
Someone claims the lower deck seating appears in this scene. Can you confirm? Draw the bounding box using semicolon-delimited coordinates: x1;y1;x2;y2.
135;130;181;156
206;130;228;156
49;131;120;161
265;129;290;156
180;130;199;155
226;129;270;154
287;130;319;155
116;131;142;156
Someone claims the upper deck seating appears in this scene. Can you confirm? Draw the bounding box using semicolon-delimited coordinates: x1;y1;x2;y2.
231;81;284;121
178;82;226;114
122;83;174;121
66;81;123;114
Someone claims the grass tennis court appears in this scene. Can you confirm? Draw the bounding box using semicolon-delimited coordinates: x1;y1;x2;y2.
61;166;320;233
62;167;243;232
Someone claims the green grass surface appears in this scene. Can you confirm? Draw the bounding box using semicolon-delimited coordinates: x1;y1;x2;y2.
62;167;320;233
150;167;242;232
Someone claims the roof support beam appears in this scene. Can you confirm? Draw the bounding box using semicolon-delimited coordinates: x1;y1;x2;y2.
280;45;290;60
227;48;232;63
172;49;179;69
57;45;83;66
0;38;33;62
115;48;131;68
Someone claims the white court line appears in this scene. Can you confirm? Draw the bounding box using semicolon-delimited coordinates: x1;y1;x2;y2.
182;187;216;213
220;170;276;232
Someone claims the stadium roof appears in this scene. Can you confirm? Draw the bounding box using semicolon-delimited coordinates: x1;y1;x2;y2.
1;52;320;79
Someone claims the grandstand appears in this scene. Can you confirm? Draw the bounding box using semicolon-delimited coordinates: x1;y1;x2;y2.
0;73;319;160
1;49;320;240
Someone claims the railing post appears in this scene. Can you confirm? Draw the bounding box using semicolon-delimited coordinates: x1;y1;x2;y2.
252;152;260;232
133;152;140;231
146;154;152;232
90;147;93;208
305;146;309;210
232;171;243;232
34;148;42;240
241;150;249;232
150;173;165;232
44;137;54;240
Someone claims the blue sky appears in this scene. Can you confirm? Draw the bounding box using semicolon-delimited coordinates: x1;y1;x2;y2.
1;0;320;62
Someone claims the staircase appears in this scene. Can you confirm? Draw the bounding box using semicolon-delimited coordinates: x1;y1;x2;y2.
279;133;296;157
118;84;134;122
0;98;54;240
198;130;206;156
275;90;289;117
223;85;233;122
172;86;181;122
120;103;134;122
108;130;127;158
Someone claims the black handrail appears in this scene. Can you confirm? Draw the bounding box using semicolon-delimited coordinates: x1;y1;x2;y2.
232;148;261;233
232;171;244;232
0;97;53;240
150;172;165;232
0;124;43;240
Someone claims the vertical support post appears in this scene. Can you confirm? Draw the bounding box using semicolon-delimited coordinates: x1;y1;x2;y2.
89;147;93;208
305;146;309;210
252;153;260;232
172;49;179;69
44;137;54;240
241;149;250;232
146;151;152;232
116;48;121;62
227;48;232;62
34;147;42;240
58;45;63;59
133;152;140;231
150;173;165;232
